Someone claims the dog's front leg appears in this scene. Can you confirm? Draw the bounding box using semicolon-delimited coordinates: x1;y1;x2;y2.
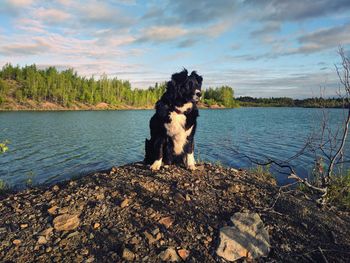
184;139;196;171
185;152;196;171
150;137;165;171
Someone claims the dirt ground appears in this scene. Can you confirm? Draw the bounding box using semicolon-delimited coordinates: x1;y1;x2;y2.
0;163;349;262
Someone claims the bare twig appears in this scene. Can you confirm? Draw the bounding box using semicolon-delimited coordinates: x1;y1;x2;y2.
318;247;329;263
326;47;350;179
288;173;327;193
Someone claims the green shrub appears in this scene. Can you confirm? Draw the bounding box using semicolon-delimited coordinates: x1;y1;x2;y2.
250;164;275;182
327;172;350;210
0;179;9;194
204;98;217;107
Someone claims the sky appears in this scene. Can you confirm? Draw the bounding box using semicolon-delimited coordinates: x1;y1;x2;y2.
0;0;350;98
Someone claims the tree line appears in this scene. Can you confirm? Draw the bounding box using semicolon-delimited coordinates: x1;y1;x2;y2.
237;96;347;108
0;63;237;108
203;86;239;107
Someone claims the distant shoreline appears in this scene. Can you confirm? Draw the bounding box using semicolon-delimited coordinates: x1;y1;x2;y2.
0;104;347;111
0;100;229;111
0;98;347;111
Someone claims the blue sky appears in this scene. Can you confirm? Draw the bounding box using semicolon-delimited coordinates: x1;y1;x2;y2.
0;0;349;98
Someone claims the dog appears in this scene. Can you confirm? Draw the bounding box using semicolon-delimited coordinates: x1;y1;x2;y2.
144;69;203;171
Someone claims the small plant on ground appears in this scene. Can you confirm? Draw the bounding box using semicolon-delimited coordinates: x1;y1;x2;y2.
25;171;36;187
214;160;223;167
326;171;350;211
250;164;275;182
0;179;9;194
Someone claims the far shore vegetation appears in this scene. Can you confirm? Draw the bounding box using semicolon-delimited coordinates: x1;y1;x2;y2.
0;63;346;111
0;63;237;110
237;96;347;108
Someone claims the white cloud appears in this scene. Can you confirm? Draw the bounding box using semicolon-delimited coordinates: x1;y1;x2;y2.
8;0;33;6
35;8;71;24
14;18;47;33
77;1;134;27
0;38;51;55
196;20;232;38
137;26;188;43
0;0;33;15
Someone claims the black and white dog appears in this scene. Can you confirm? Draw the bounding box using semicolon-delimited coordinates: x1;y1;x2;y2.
144;69;203;171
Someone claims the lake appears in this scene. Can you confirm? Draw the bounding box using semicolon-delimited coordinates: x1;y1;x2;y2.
0;108;348;188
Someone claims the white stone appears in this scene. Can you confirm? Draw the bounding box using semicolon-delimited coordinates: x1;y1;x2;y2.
216;212;270;261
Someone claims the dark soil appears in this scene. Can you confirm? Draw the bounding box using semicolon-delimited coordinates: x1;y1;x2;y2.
0;163;349;262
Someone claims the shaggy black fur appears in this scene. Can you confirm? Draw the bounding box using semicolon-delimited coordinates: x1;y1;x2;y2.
144;69;203;168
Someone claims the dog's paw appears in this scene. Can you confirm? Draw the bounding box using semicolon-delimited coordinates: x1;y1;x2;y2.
150;159;162;171
185;153;196;171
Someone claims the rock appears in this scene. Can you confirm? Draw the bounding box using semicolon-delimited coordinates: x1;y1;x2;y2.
120;198;131;208
93;223;100;229
52;185;60;192
95;193;104;200
81;248;89;255
46;247;52;253
204;236;213;245
174;193;186;204
130;237;140;245
37;236;47;245
54;237;61;244
230;168;239;173
67;231;80;239
159;216;174;229
53;214;80;231
20;223;28;229
111;191;119;198
58;207;69;214
216;212;270;261
227;185;242;193
177;249;190;260
196;165;205;171
144;231;161;245
122;248;135;261
12;239;21;246
159;247;180;262
40;227;54;237
85;256;95;262
48;205;59;215
152;227;160;235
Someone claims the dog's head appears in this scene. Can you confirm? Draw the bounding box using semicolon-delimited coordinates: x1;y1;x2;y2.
166;69;203;105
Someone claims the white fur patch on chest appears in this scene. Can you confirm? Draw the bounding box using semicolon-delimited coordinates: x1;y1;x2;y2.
165;102;193;155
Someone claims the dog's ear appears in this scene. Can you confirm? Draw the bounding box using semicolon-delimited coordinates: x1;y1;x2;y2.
190;71;203;86
171;69;188;86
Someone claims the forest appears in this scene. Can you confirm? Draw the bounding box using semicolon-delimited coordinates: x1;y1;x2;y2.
0;64;237;109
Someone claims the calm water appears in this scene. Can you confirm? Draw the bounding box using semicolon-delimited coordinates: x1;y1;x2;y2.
0;108;347;188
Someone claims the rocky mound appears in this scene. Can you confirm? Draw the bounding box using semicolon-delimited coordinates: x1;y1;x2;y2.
0;163;349;262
